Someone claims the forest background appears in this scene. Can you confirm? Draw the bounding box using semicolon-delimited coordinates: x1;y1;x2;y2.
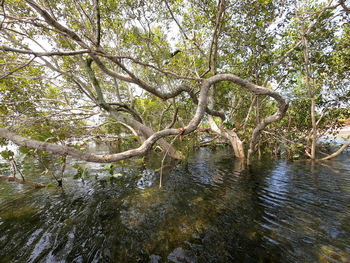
0;0;349;177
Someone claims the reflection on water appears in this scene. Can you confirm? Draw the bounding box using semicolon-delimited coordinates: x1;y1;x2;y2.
0;148;350;262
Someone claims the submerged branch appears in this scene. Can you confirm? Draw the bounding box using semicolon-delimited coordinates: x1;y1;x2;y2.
0;174;45;188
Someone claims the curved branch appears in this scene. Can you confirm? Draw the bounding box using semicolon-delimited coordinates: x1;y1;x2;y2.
166;105;178;129
0;73;287;164
205;74;288;163
321;140;350;160
25;0;88;47
0;174;45;188
0;82;206;162
0;76;212;162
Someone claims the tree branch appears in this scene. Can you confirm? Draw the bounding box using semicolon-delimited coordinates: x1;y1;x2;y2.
321;140;350;160
0;45;90;56
0;56;36;80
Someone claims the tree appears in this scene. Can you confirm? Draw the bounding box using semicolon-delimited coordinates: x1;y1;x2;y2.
0;0;348;167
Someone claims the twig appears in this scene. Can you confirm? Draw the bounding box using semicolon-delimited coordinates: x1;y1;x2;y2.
59;155;66;187
0;56;36;81
10;159;25;181
0;0;6;30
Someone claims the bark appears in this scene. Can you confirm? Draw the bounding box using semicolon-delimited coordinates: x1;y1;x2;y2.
208;115;245;159
114;113;183;159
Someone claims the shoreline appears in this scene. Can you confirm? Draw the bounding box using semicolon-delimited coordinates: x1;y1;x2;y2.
335;125;350;139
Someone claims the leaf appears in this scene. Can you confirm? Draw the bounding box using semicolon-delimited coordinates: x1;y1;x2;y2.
1;150;14;160
112;173;123;178
293;154;300;159
19;147;31;154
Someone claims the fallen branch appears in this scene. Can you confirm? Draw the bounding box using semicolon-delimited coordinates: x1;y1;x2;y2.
321;140;350;160
0;174;46;188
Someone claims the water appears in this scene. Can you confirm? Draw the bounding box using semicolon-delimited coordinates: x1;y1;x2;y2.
0;148;350;262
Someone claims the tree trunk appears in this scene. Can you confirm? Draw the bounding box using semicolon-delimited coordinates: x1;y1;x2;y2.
310;97;317;159
300;10;317;160
208;115;245;159
114;113;183;160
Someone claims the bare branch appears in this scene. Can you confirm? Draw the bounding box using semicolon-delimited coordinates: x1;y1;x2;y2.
163;0;205;56
94;0;101;46
0;45;90;56
208;0;226;74
0;56;36;81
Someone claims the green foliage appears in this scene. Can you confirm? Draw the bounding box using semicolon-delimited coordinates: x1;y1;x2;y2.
112;173;123;178
1;150;14;160
73;164;85;179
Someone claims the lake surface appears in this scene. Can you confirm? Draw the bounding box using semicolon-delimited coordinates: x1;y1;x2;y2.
0;148;350;262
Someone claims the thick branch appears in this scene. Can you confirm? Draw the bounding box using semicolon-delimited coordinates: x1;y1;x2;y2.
94;0;101;46
0;45;90;56
0;174;45;188
25;0;88;47
321;140;350;160
0;73;287;163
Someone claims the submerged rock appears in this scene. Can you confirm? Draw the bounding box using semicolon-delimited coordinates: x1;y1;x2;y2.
167;247;197;263
149;254;161;263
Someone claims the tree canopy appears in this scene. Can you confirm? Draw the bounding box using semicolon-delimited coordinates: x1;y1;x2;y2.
0;0;349;165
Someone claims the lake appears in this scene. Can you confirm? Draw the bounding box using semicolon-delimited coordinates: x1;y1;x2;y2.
0;148;349;262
